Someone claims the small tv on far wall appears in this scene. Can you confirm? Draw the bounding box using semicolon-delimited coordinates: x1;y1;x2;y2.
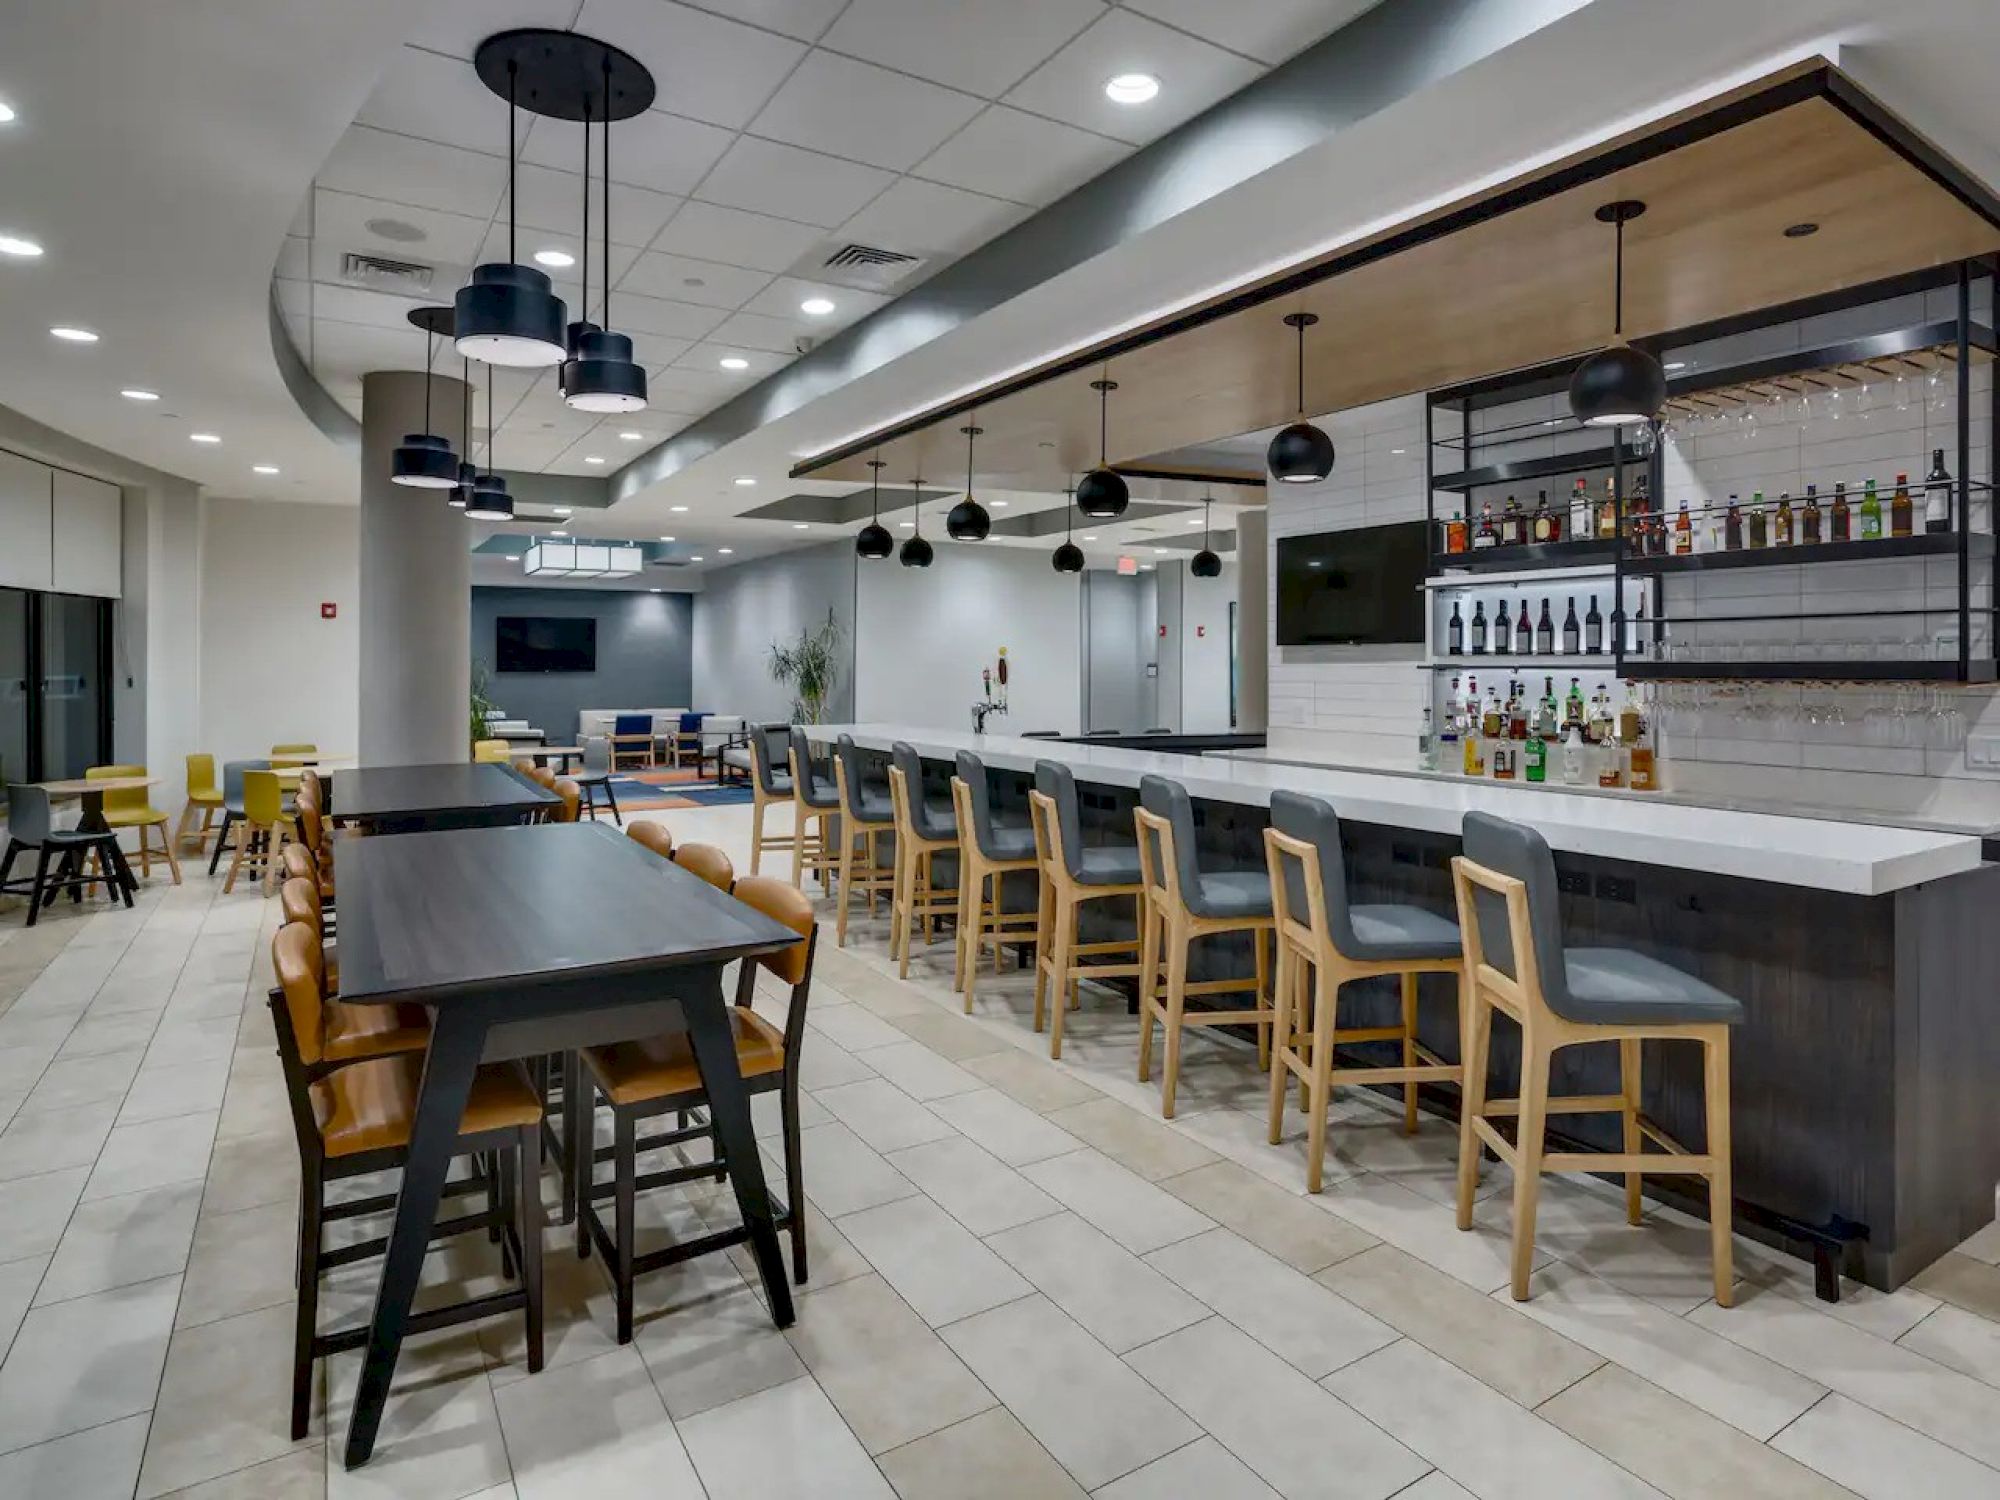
1275;521;1427;646
496;615;597;673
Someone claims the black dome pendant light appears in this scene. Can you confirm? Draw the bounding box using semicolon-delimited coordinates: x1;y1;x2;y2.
1267;311;1335;483
1076;379;1129;519
946;424;991;540
564;51;648;413
391;307;460;488
463;368;514;521
856;458;893;559
1190;494;1222;577
1569;199;1665;427
1052;483;1084;573
899;478;934;568
449;355;475;508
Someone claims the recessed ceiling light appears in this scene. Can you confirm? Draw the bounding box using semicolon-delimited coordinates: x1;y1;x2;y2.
719;356;749;371
551;528;568;536
583;455;605;465
503;555;521;562
120;388;159;402
1140;563;1155;571
1105;73;1160;105
189;432;221;444
1390;447;1406;454
533;248;575;268
799;297;835;316
0;102;16;125
690;554;704;562
50;326;98;342
1664;361;1688;371
898;520;914;528
1185;518;1202;526
1154;547;1169;555
252;464;280;475
733;476;756;487
993;499;1009;507
552;506;572;515
718;547;733;554
649;587;662;593
792;522;809;529
0;234;42;258
618;430;644;440
659;534;675;542
670;504;689;512
1082;534;1098;541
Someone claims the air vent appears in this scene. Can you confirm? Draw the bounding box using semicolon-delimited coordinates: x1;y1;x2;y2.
340;251;435;293
797;240;929;293
824;243;919;271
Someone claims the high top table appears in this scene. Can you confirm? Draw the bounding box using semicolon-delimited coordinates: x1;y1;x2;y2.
330;821;803;1467
325;761;558;833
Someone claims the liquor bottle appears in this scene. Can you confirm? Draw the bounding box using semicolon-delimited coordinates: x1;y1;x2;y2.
1569;477;1590;539
1439;681;1461;766
1508;680;1529;741
1502;494;1525;546
1860;477;1883;540
1584;593;1604;655
1493;597;1511;655
1617;683;1643;746
1525;726;1546;783
1565;676;1585;730
1585;685;1609;745
1562;597;1580;655
1470;600;1487;654
1463;707;1484;776
1418;708;1437;771
1831;481;1851;542
1482;683;1504;742
1545;488;1563;542
1627;473;1651;547
1775;491;1793;546
1674;498;1692;554
1891;472;1913;537
1447;601;1464;655
1446;508;1468;554
1539;677;1560;740
1531;489;1554;543
1597;477;1617;540
1534;599;1554;655
1747;489;1767;549
1561;724;1586;785
1624;686;1656;791
1474;501;1498;549
1925;448;1952;534
1802;483;1822;544
1514;597;1533;655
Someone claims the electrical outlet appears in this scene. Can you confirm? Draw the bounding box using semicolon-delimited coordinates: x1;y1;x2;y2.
1595;874;1637;904
1557;870;1590;897
1967;735;2000;770
1391;843;1419;867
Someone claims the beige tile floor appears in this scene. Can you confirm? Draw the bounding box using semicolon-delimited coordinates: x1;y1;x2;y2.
0;801;1997;1498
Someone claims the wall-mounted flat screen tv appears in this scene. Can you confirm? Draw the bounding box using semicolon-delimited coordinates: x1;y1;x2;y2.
496;615;597;673
1275;521;1427;646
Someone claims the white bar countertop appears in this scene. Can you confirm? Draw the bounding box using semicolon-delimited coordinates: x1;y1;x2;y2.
807;724;1986;897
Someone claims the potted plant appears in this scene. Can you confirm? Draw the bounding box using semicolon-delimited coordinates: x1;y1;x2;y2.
769;609;842;724
469;662;500;750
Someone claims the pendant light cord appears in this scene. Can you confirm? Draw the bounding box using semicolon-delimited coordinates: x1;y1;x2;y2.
487;367;495;472
507;63;518;265
1202;494;1212;547
1612;214;1625;338
870;461;881;523
460;356;470;453
580;96;590;325
1295;320;1306;416
1066;484;1075;539
911;479;922;537
422;327;433;430
1098;380;1109;464
965;425;975;500
602;60;612;330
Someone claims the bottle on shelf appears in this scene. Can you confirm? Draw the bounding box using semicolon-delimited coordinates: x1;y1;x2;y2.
1439;679;1461;766
1531;489;1554;543
1447;600;1464;655
1525;723;1547;783
1514;597;1533;655
1565;676;1586;732
1707;497;1727;553
1891;472;1913;537
1831;481;1851;542
1470;599;1488;654
1747;489;1767;549
1446;507;1469;554
1725;494;1743;550
1493;597;1511;655
1584;594;1604;655
1534;598;1554;655
1585;684;1609;745
1925;448;1953;534
1562;596;1580;654
1617;683;1642;746
1920;446;1952;536
1569;477;1590;539
1508;679;1529;741
1609;594;1627;657
1625;687;1657;791
1674;498;1692;554
1462;677;1484;775
1418;708;1437;771
1597;477;1618;540
1482;682;1503;742
1775;490;1793;546
1627;474;1651;550
1502;494;1525;546
1561;723;1587;785
1803;483;1822;544
1474;500;1498;549
1860;477;1883;540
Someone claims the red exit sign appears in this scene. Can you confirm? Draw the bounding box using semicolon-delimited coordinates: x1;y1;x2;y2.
1116;555;1138;575
320;602;337;619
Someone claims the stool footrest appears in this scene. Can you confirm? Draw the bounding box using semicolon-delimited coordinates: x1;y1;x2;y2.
1482;1093;1627;1119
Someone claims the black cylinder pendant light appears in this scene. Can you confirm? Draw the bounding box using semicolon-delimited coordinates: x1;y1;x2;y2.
1052;484;1084;573
564;54;648;413
1075;378;1129;519
450;356;475;508
1268;312;1334;483
1190;495;1222;577
899;478;933;568
456;48;568;368
1569;199;1665;428
391;308;460;488
946;425;992;540
856;459;893;559
463;368;515;520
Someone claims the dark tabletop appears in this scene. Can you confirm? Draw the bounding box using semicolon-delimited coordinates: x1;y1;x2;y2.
333;822;803;1005
327;762;558;822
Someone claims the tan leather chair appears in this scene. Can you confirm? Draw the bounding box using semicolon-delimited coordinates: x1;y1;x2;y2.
626;822;674;860
551;777;582;824
670;841;734;891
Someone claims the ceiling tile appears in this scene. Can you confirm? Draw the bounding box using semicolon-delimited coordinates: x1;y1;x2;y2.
838;177;1027;257
673;342;793;378
675;0;849;41
473;225;641;292
302;319;424;381
646;364;746;402
738;275;890;326
317;125;508;220
509;163;679;248
616;250;773;310
608;291;730;342
400;0;573;61
818;0;1105;99
694;136;895;228
488;431;575;470
1002;8;1263;145
651;201;824;274
575;0;810;129
520;108;734;199
912;104;1128;205
312;187;493;266
747;52;983;173
705;309;813;355
307;283;438;336
1124;0;1381;66
355;44;509;157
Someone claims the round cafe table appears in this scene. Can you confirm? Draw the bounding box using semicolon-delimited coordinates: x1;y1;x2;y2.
32;775;157;898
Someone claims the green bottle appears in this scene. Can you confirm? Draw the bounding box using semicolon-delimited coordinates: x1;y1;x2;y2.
1525;731;1546;783
1860;477;1883;540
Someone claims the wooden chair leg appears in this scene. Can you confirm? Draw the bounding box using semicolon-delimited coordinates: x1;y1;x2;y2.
1254;927;1271;1071
894;846;915;978
1303;964;1336;1191
172;801;195;852
223;821;250;894
749;796;767;876
1456;990;1492;1229
781;1082;808;1284
1137;900;1159;1084
291;1156;322;1441
1508;1038;1551;1301
157;822;183;886
835;821;856;946
136;826;152;879
953;863;973;997
1400;971;1420;1134
613;1109;636;1344
1266;936;1293;1145
517;1128;544;1372
1043;901;1074;1050
1704;1029;1735;1308
1031;879;1052;1032
1620;1037;1643;1225
1160;929;1189;1119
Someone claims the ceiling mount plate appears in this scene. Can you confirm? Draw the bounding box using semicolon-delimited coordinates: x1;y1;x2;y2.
407;305;456;336
1090;379;1118;392
474;29;656;122
1282;311;1320;329
1595;199;1648;224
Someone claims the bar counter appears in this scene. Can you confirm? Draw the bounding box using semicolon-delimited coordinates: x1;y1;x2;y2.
810;723;2000;1291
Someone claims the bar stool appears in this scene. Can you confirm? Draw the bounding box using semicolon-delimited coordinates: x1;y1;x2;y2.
950;750;1040;1012
886;742;960;979
1027;759;1144;1059
1452;811;1742;1304
1132;775;1274;1119
748;727;799;875
786;727;841;893
1263;790;1463;1191
831;735;897;947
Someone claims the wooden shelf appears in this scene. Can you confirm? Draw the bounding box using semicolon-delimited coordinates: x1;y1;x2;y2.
1429;538;1622;574
1623;531;1992;574
1432;446;1626;493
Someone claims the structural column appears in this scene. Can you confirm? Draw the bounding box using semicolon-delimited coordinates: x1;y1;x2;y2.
1235;506;1269;731
358;369;472;766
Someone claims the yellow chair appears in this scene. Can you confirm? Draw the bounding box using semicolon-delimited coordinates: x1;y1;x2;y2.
87;764;181;885
175;753;225;854
270;742;317;771
271;742;317;756
473;739;511;763
226;768;296;895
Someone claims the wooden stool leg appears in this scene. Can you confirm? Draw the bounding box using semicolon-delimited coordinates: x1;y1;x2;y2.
894;845;916;979
1619;1037;1643;1225
1136;898;1159;1083
517;1128;544;1373
158;823;183;886
1031;876;1053;1031
172;801;195;852
136;826;152;879
953;859;970;994
835;821;857;946
1455;987;1492;1230
1159;928;1189;1119
1047;901;1077;1057
1304;964;1337;1191
1704;1029;1735;1308
1254;927;1270;1071
1400;971;1420;1135
223;821;250;894
865;830;881;917
750;794;767;875
1267;936;1293;1144
1508;1038;1551;1300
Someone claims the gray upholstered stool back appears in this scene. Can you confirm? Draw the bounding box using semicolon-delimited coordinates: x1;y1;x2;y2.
1460;810;1572;1015
1032;759;1088;879
1270;790;1361;953
582;736;611;775
750;726;787;795
891;743;953;839
954;751;1012;860
4;784;53;844
788;727;839;809
1137;775;1201;897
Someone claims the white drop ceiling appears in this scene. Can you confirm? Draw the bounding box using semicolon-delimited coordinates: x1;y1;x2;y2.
278;0;1373;478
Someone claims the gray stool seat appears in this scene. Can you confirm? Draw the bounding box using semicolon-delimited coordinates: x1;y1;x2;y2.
1348;903;1461;962
1190;870;1274;920
1561;948;1745;1026
981;824;1035;861
850;794;893;824
766;771;793;795
1076;845;1143;885
789;727;841;809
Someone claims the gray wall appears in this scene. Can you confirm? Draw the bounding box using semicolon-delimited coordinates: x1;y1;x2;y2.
692;541;856;724
472;585;694;741
1083;571;1159;734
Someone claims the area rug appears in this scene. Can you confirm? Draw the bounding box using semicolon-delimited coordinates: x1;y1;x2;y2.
602;766;754;811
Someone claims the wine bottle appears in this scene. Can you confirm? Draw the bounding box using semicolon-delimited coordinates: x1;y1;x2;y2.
1831;481;1851;542
1925;448;1952;534
1493;597;1511;655
1802;483;1822;544
1470;600;1487;654
1514;597;1532;655
1891;472;1913;538
1725;494;1743;550
1535;599;1554;655
1584;594;1603;655
1447;600;1464;655
1562;596;1579;654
